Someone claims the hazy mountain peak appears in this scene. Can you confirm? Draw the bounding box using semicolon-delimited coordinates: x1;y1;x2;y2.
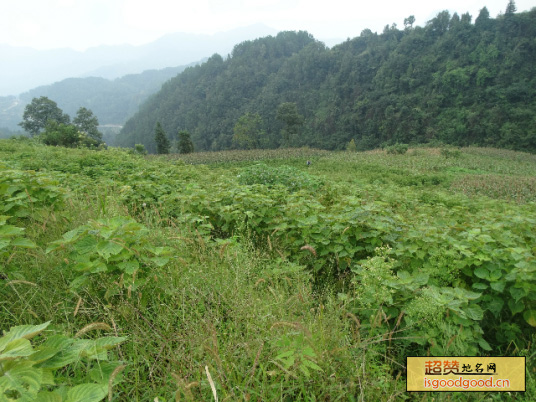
0;24;279;96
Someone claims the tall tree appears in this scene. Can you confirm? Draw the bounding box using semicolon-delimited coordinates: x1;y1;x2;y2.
73;107;102;143
404;15;416;30
154;122;170;154
19;96;70;136
276;102;304;147
178;130;194;154
427;10;451;35
505;0;517;15
232;113;263;149
475;7;491;29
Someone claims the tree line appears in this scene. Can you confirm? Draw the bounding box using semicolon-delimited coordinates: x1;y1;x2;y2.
153;122;194;154
116;2;536;153
18;96;104;148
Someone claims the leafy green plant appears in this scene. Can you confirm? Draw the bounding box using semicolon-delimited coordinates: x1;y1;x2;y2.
2;140;535;399
46;217;173;296
238;163;323;192
0;216;36;265
0;169;66;222
133;144;147;156
272;332;323;379
0;321;125;402
392;204;536;350
348;247;493;356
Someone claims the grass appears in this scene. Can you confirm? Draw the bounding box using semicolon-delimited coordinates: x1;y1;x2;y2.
1;139;535;401
161;147;332;165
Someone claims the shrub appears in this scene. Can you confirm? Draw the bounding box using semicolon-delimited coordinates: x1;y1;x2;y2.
46;217;173;298
39;121;102;149
0;169;66;221
133;144;147;155
238;163;323;192
385;143;409;154
440;147;462;158
348;247;489;356
346;139;357;152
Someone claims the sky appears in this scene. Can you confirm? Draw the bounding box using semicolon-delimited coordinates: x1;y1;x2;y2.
1;0;534;51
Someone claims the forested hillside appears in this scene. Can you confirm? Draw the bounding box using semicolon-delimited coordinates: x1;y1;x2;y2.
117;5;536;153
0;64;193;134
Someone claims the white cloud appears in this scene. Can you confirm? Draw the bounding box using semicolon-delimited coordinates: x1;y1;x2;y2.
0;0;534;50
15;19;42;39
55;0;76;6
123;0;210;32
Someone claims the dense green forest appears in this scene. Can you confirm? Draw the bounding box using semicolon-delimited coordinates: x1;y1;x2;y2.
117;5;536;153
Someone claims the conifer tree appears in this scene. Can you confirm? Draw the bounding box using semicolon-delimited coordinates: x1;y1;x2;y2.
178;130;194;154
475;7;491;29
346;139;357;152
154;122;170;154
505;0;517;15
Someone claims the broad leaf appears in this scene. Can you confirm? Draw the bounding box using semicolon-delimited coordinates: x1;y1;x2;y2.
94;337;127;351
96;240;124;259
473;267;489;280
0;361;42;394
37;348;80;369
0;322;51;350
302;358;323;372
0;225;24;236
508;299;525;315
524;310;536;327
118;260;139;274
478;338;492;351
486;298;504;318
0;338;34;361
464;304;484;321
35;391;63;402
65;383;107;402
74;235;98;255
10;238;37;248
490;281;506;293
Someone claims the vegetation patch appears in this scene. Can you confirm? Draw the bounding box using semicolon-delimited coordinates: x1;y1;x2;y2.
450;174;536;203
1;139;535;400
238;163;323;192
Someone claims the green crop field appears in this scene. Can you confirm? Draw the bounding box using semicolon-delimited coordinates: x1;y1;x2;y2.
1;138;535;401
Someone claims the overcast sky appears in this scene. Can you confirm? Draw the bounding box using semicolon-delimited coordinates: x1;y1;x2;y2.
1;0;534;51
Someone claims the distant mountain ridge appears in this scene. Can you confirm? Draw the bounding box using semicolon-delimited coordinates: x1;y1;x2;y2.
0;24;283;139
0;24;279;96
0;64;196;138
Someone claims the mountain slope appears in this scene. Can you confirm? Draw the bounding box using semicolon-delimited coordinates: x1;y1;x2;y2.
118;8;536;153
116;31;318;153
0;24;278;96
0;64;194;137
